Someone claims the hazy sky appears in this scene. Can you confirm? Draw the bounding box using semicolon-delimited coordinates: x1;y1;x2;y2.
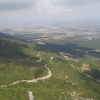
0;0;100;23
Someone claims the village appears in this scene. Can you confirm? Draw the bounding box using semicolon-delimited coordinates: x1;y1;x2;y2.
59;52;80;62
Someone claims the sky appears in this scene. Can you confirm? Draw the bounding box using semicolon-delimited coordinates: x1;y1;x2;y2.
0;0;100;23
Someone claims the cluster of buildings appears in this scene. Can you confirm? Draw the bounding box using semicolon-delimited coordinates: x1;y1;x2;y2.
59;52;80;62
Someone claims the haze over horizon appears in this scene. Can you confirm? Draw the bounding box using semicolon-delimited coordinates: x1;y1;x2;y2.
0;0;100;23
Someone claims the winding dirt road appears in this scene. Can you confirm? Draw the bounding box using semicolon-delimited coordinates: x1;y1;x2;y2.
1;63;52;87
28;91;34;100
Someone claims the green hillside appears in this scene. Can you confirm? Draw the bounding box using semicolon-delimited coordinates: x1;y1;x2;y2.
0;33;47;85
0;32;100;100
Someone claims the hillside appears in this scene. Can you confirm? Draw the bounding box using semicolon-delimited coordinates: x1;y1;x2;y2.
0;33;47;85
0;32;100;100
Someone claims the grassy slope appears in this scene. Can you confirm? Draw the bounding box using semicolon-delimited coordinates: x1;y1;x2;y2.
0;35;47;85
0;33;100;100
0;51;100;100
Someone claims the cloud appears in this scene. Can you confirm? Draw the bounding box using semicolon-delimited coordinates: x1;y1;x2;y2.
0;0;35;10
0;0;100;23
66;9;72;12
52;0;100;7
44;5;72;14
0;0;99;12
30;0;72;14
